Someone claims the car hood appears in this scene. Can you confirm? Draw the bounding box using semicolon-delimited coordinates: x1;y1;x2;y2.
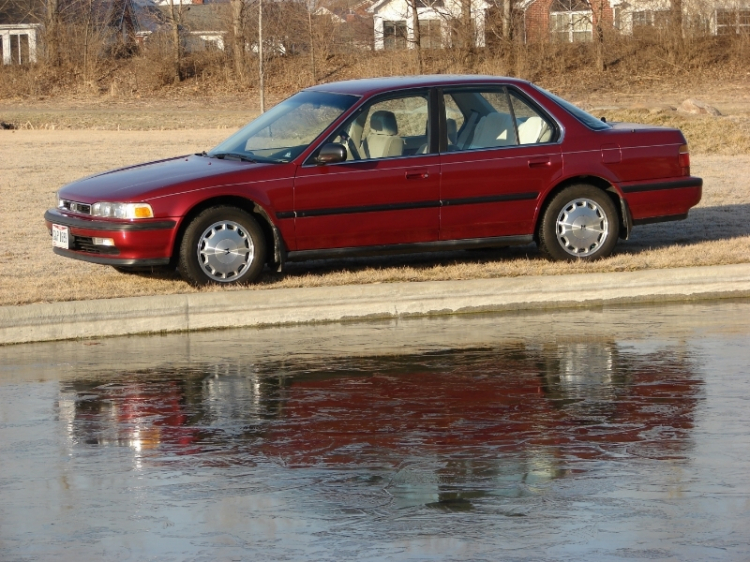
57;155;281;202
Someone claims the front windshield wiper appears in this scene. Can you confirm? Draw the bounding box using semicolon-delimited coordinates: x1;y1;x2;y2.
210;152;257;163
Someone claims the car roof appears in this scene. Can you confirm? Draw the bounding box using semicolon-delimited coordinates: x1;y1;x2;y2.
306;75;531;97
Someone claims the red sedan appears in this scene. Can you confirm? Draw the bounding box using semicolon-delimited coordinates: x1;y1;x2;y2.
45;75;702;285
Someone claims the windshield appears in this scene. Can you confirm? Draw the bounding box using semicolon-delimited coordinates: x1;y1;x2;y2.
533;86;611;131
208;91;359;163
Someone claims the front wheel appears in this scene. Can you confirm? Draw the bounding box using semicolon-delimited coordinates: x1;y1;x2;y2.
177;206;266;285
538;185;619;261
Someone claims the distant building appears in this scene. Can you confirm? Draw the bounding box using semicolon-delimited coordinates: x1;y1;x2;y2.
136;2;228;52
368;0;491;49
519;0;750;43
0;23;41;64
0;1;42;64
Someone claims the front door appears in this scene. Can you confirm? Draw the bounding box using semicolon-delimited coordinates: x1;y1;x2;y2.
293;91;441;251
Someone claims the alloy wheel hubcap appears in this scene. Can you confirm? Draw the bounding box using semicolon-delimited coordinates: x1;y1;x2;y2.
197;220;254;282
555;198;609;257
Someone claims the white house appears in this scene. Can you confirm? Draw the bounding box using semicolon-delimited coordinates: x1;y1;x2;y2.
368;0;490;49
0;23;41;65
519;0;750;43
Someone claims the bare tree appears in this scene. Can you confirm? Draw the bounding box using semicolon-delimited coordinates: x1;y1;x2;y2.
591;0;604;72
163;0;184;83
45;0;60;64
670;0;683;52
407;0;422;73
230;0;246;82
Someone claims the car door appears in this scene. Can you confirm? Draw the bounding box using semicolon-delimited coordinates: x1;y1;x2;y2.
293;90;441;251
439;86;563;241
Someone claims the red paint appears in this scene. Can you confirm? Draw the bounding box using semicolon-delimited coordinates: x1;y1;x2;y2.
45;76;702;271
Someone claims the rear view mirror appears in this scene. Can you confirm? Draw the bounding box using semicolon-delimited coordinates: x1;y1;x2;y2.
316;143;347;165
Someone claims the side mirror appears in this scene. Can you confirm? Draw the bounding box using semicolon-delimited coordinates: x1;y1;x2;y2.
316;143;347;165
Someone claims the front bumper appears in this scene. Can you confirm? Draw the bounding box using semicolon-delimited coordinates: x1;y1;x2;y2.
44;208;177;266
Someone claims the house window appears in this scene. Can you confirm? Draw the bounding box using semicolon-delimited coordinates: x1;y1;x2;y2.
9;34;30;64
632;11;649;28
630;9;671;37
550;0;592;42
716;9;750;34
384;20;407;49
419;19;443;48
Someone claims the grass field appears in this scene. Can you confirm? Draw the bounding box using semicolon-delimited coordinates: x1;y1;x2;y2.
1;98;749;306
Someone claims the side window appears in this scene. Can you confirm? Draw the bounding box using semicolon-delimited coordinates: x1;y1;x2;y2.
444;88;518;152
444;94;465;148
509;91;556;145
326;93;430;161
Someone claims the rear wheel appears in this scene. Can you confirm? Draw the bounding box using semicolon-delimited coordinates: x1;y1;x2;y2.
177;206;266;285
538;184;619;261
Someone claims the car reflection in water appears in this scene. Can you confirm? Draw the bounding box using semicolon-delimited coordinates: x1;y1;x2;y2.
58;339;701;510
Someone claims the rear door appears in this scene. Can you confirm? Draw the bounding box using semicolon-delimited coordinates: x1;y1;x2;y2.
439;86;563;241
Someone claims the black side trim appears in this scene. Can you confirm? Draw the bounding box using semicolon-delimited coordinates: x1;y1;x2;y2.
287;235;534;261
276;192;539;219
632;213;688;226
621;177;702;194
443;192;538;207
292;200;441;219
45;209;176;231
53;247;171;266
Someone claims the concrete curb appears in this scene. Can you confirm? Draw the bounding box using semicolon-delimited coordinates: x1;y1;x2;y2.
2;263;750;346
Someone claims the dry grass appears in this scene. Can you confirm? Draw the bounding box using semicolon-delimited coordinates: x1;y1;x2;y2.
598;109;750;155
1;127;748;307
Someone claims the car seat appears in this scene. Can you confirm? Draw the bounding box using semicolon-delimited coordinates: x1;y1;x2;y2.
469;112;517;149
362;110;404;159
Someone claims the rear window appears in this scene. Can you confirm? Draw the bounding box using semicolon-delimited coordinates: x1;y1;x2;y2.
534;86;611;131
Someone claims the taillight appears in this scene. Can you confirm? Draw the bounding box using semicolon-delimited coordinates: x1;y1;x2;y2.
678;144;690;176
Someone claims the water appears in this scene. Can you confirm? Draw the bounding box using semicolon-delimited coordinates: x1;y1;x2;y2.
1;301;750;561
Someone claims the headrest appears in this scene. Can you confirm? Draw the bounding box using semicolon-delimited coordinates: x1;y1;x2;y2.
370;110;398;135
482;112;509;129
446;118;458;144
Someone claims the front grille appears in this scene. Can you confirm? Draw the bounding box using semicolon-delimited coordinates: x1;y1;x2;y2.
72;236;120;255
59;199;92;215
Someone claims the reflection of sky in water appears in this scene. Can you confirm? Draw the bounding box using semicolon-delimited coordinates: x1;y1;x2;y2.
1;304;749;561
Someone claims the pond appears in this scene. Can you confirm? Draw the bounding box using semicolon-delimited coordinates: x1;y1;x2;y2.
1;301;749;561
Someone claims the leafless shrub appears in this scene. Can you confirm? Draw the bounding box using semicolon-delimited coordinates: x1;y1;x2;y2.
2;0;750;102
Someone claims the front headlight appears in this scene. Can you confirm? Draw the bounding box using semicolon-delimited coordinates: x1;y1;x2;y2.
91;202;154;219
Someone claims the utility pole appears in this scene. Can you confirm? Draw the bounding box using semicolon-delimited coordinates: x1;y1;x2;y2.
308;6;316;83
258;0;265;113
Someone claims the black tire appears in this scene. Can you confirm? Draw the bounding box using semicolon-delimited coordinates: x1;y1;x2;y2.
177;206;266;286
538;184;619;261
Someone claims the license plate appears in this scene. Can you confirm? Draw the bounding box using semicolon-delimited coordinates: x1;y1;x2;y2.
52;224;69;249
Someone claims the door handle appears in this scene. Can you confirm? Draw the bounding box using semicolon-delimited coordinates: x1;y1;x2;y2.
406;171;430;180
528;159;551;168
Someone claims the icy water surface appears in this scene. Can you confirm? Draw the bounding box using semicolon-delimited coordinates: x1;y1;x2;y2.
1;301;750;561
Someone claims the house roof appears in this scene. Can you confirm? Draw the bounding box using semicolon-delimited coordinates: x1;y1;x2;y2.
368;0;488;14
1;0;141;30
180;3;227;31
0;0;44;24
149;3;227;31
